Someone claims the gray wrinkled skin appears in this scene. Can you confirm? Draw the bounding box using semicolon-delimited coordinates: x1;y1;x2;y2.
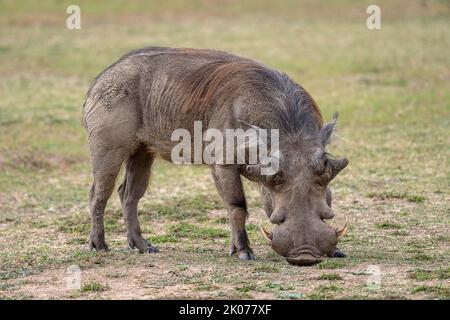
82;47;348;265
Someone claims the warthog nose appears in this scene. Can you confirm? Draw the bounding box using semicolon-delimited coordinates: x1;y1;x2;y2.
269;209;285;224
286;253;323;266
321;208;335;220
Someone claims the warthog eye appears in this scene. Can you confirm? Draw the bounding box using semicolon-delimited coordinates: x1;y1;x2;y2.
262;172;284;189
273;173;284;186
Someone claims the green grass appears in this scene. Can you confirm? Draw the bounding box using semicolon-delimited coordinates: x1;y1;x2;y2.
80;281;108;293
307;285;343;300
366;191;426;203
0;0;449;300
376;221;403;229
317;273;344;281
408;268;450;281
411;253;433;262
253;264;281;273
168;222;228;240
237;284;257;293
317;259;348;270
412;285;450;299
263;282;294;291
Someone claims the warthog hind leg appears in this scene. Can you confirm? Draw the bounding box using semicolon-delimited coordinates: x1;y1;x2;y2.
89;149;129;251
118;145;158;253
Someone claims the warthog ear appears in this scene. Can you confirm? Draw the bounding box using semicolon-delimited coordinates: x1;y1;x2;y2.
329;157;349;180
320;112;338;146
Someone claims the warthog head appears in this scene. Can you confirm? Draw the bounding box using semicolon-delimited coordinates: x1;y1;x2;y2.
244;114;349;266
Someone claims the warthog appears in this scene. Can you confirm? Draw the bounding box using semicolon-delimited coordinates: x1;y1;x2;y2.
82;47;348;266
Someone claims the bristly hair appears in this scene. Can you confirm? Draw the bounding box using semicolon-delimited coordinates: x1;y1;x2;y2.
176;56;323;136
85;47;324;138
178;58;276;111
274;75;323;134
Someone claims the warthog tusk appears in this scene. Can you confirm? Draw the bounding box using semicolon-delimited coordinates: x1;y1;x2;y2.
335;216;348;239
259;224;273;242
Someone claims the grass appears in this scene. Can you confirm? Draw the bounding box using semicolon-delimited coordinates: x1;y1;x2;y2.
366;191;427;203
317;259;348;270
376;221;403;229
412;285;450;299
0;0;449;300
80;281;108;293
317;273;344;281
167;222;228;240
307;285;344;300
408;268;450;281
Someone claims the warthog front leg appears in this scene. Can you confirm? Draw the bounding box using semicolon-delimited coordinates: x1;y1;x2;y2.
118;146;158;253
212;165;255;260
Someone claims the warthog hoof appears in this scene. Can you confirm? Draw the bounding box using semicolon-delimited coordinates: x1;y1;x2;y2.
89;237;109;251
229;243;256;260
128;235;159;254
237;249;256;261
145;245;159;253
331;248;346;258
